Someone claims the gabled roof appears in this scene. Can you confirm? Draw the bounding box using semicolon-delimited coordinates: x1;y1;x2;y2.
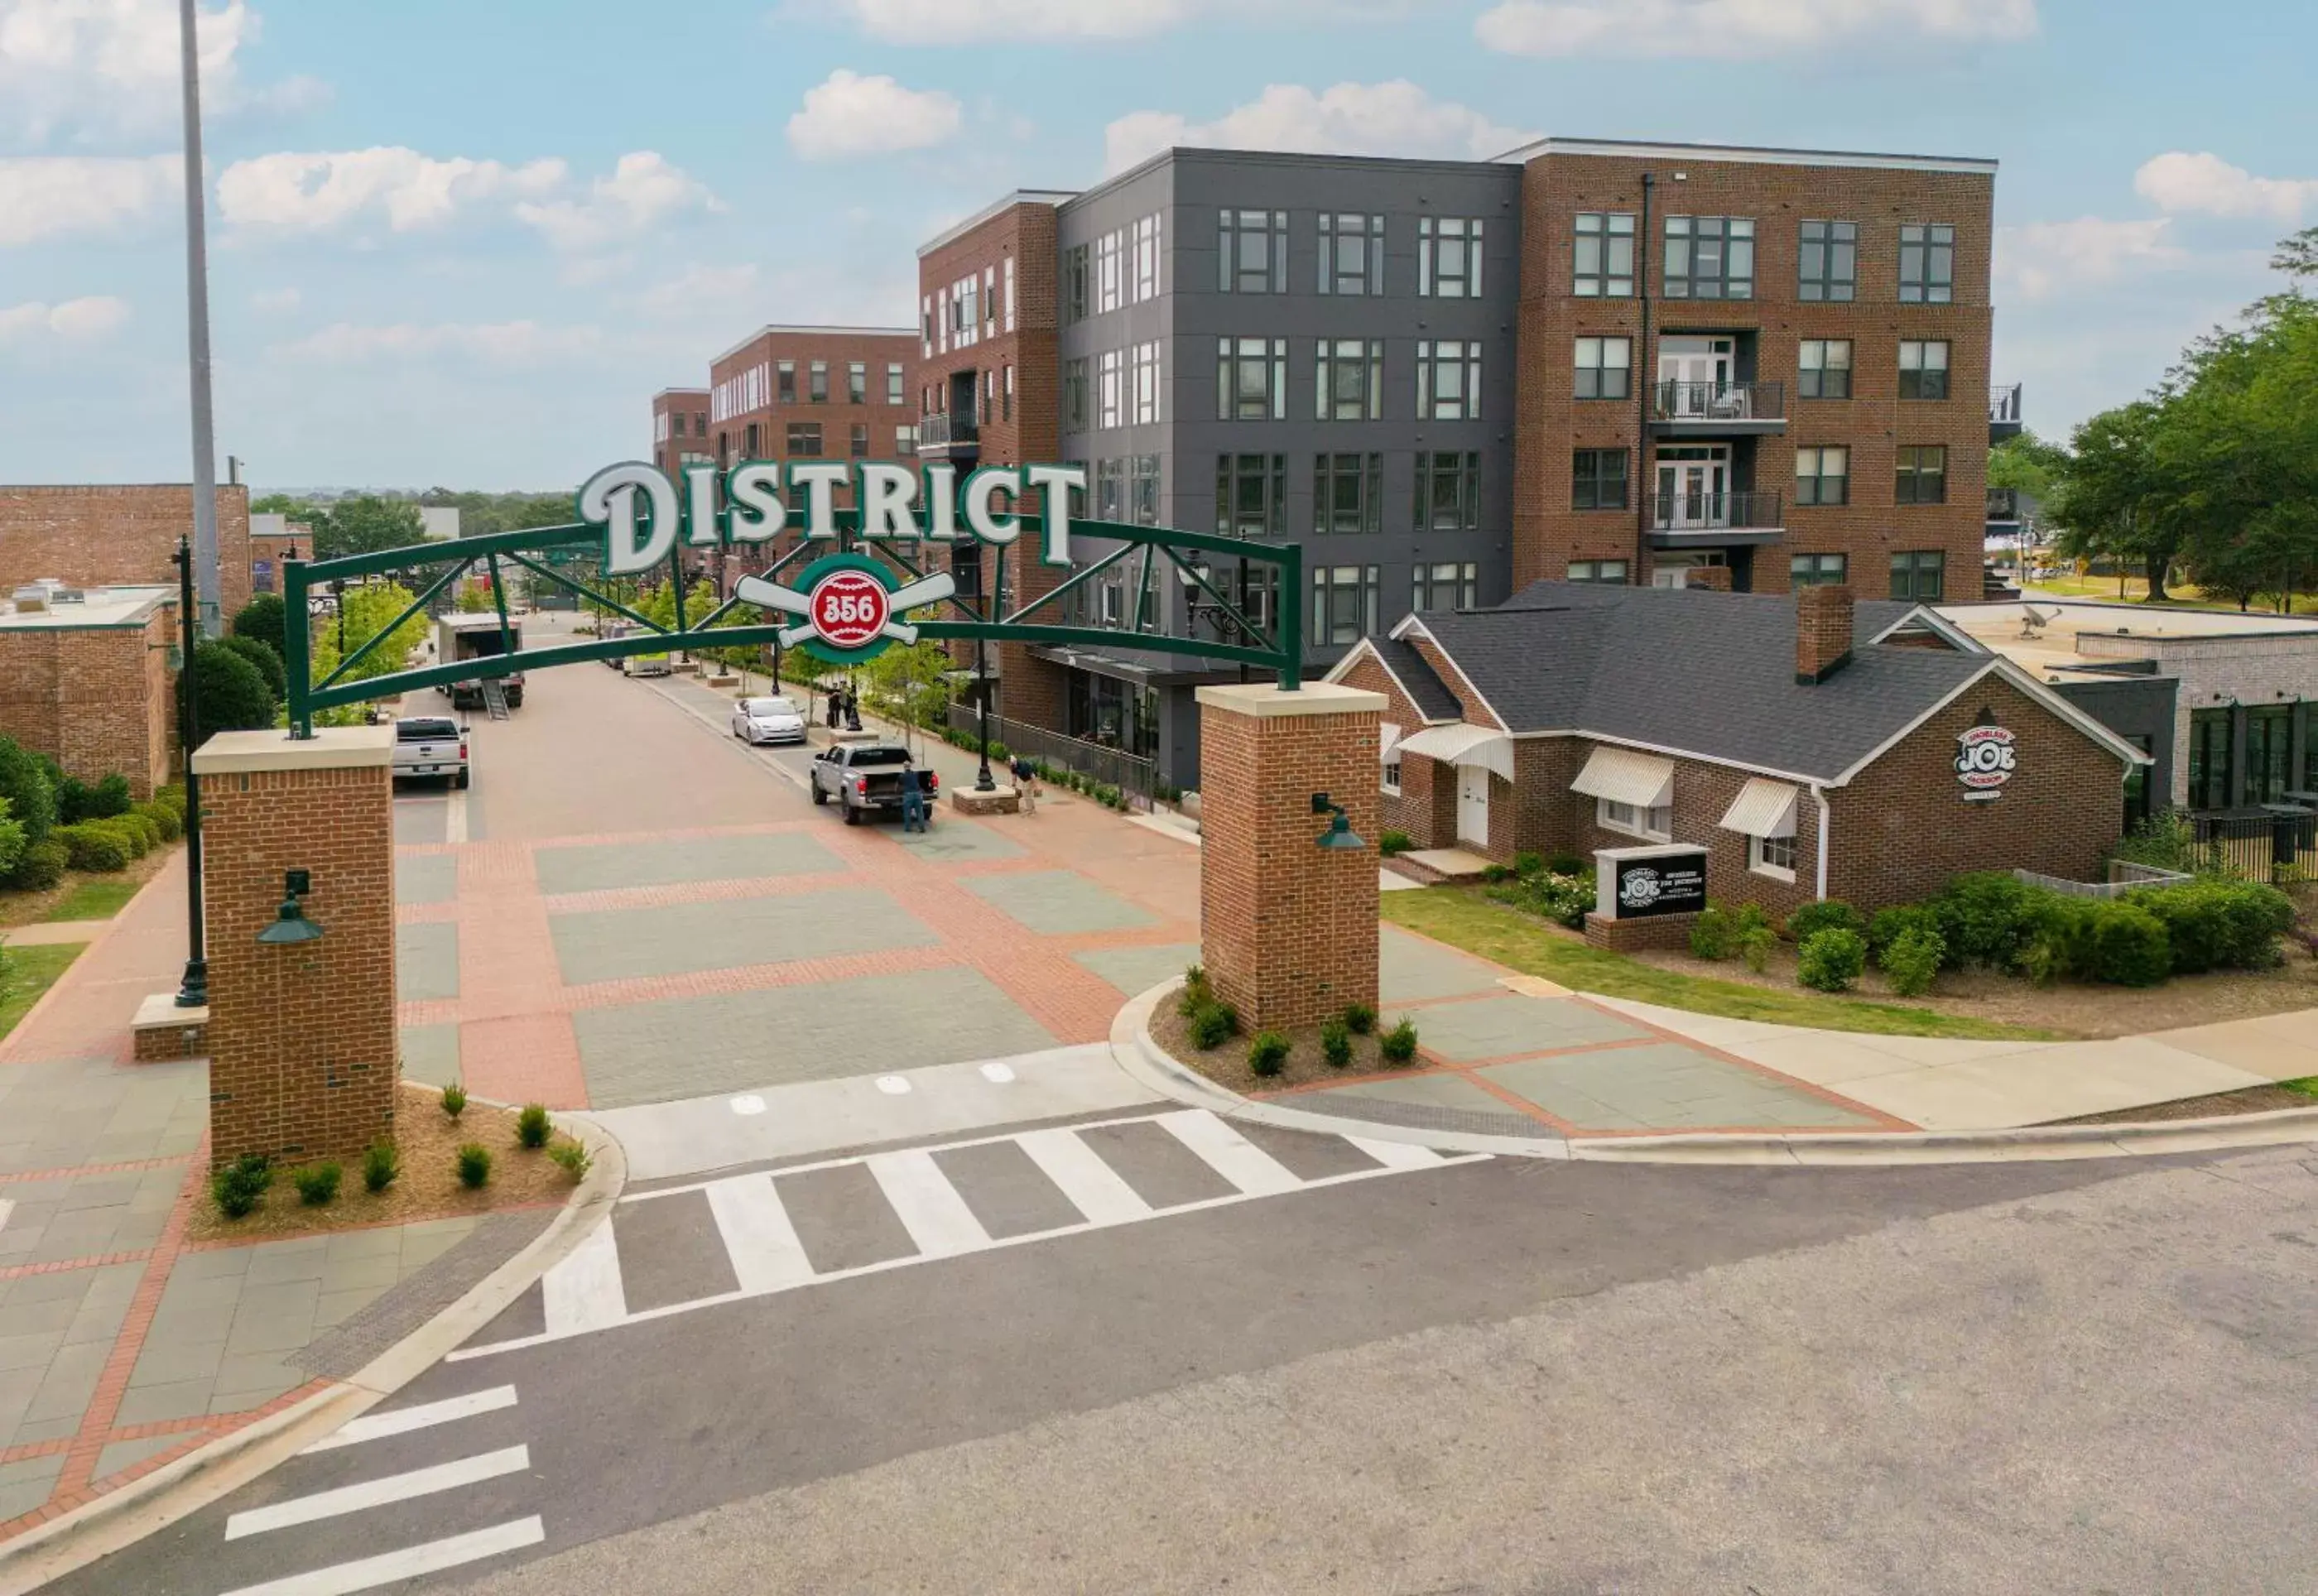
1400;581;2124;786
1369;637;1464;723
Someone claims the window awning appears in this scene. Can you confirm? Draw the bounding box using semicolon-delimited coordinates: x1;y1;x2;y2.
1719;776;1801;839
1570;745;1676;809
1396;722;1514;781
1378;722;1402;762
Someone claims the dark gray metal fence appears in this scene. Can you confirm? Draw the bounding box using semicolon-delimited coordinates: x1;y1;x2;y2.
945;703;1156;801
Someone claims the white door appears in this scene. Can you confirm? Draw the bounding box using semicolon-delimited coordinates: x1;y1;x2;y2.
1657;336;1735;416
1456;764;1489;848
1654;447;1730;528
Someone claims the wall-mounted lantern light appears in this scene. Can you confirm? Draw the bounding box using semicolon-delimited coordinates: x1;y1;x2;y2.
256;868;325;945
1311;792;1364;851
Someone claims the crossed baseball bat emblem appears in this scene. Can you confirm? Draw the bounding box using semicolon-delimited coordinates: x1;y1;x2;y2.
734;570;957;648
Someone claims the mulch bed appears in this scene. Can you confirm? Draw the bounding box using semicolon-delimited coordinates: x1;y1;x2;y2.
1151;997;1423;1096
185;1084;582;1246
2051;1082;2318;1126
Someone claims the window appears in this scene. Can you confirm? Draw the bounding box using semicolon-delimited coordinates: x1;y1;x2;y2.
1416;340;1481;420
2123;733;2155;829
786;422;822;457
1413;560;1478;611
1573;212;1635;297
1798;339;1851;400
777;360;796;404
843;362;864;406
1795;446;1849;507
2247;705;2292;805
1317;213;1383;296
1312;453;1382;536
1889;549;1945;601
809;360;829;402
1419;217;1483;298
1749;833;1797;881
984;266;997;337
1133;214;1161;302
1064;244;1089;323
2187;708;2233;810
1663;215;1754;299
1382;756;1402;797
1574;336;1631;400
1791;552;1849;587
1312;565;1379;644
1798;220;1857;301
1900;224;1955;303
886;363;904;406
694;413;706;437
1215;453;1287;539
1095;228;1125;313
1598;796;1671;841
1094;457;1128;524
1218;336;1288;421
1416;450;1481;532
1565;560;1628;584
1003;257;1017;332
1003;364;1015;423
982;369;994;425
1097;349;1125;430
1896;445;1948;504
849;423;869;458
743;421;761;458
922;296;934;358
1131;343;1159;425
1899;339;1951;401
1219;209;1287;294
1130;454;1161;526
1315;339;1384;421
950;543;983;599
894;425;917;457
1571;449;1628;510
1063;358;1089;433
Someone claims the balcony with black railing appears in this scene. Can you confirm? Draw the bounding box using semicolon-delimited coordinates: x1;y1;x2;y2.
1990;383;2023;440
1649;380;1787;434
916;411;980;461
1986;486;2022;525
1646;489;1785;545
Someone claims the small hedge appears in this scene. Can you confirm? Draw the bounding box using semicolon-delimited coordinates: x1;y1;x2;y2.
1796;927;1867;992
53;823;129;873
2135;879;2295;973
133;800;182;842
1879;926;1946;997
1786;898;1864;943
5;838;68;891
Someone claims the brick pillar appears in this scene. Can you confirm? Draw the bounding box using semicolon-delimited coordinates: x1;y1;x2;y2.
192;727;398;1167
1796;582;1855;684
1195;682;1385;1032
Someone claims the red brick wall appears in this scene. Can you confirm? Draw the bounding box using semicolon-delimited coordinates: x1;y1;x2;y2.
200;751;397;1166
1512;151;1993;597
0;484;251;619
653;388;709;480
709;332;916;467
0;606;176;796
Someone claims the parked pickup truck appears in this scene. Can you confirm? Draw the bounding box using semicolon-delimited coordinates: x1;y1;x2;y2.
392;715;469;789
809;743;935;824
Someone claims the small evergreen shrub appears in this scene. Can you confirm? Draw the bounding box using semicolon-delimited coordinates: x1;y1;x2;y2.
106;812;158;853
1247;1031;1290;1076
440;1082;468;1119
1787;899;1865;944
1738;925;1779;973
1796;927;1868;993
1320;1018;1352;1069
1546;853;1587;877
1341;1001;1377;1036
133;800;182;842
1481;863;1515;883
294;1161;341;1206
54;823;128;873
1379;1017;1419;1065
210;1155;272;1219
1868;903;1940;961
219;634;288;701
2090;903;2171;987
516;1103;551;1149
456;1143;493;1189
1929;872;2045;971
2136;879;2294;973
1177;964;1212;1017
1688;905;1737;961
363;1138;400;1194
5;839;68;891
1880;927;1946;997
549;1140;593;1181
1512;851;1544;878
0;737;58;847
1187;1001;1238;1050
1378;829;1413;858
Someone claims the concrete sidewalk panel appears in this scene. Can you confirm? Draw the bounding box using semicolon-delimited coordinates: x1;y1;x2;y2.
534;833;842;895
548;886;935;986
1379;928;1506;1003
962;871;1157;935
1075;944;1202;998
397;921;460;1002
1395;994;1648;1062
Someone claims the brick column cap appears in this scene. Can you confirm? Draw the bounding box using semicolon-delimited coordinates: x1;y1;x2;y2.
191;723;392;774
1195;682;1387;719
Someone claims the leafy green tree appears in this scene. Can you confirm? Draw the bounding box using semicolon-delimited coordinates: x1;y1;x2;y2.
191;641;277;731
1988;430;2069;499
0;738;58;848
310;582;431;694
249;493;311;517
312;497;424;560
231;594;286;657
0;796;27;882
2045;401;2188;599
865;637;954;754
219;634;287;700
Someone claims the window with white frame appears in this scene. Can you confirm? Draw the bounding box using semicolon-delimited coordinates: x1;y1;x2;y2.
949;276;979;345
847;362;867;405
1132;342;1161;425
1096;228;1125;314
1419;217;1483;298
1416;340;1481;421
983;266;997;338
1749;832;1797;880
1218;336;1288;420
1097;349;1125;430
1382;752;1402;796
1315;339;1384;421
921;295;934;358
1133;214;1161;302
1312;564;1379;644
1003;256;1017;331
1597;797;1671;840
1565;559;1629;584
886;362;905;406
1003;363;1014;422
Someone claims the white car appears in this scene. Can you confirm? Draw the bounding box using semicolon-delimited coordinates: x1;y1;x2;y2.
392;715;469;789
731;695;808;745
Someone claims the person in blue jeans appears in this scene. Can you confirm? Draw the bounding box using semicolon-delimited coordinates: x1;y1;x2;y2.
899;767;930;833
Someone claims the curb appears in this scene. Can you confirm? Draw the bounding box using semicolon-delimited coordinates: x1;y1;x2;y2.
0;1109;628;1594
1111;980;2318;1169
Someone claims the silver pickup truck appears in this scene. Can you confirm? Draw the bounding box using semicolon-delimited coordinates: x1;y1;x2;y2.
809;743;935;824
392;715;469;789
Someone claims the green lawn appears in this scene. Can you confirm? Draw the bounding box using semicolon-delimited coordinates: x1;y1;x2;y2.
0;941;85;1044
1383;890;2065;1043
2282;1078;2318;1102
40;878;142;923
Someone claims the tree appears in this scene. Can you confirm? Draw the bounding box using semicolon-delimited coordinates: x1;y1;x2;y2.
311;497;423;560
310;582;431;695
864;637;954;755
219;633;287;700
2044;401;2188;599
249;493;311;517
0;737;58;848
1989;430;2069;500
191;642;277;731
231;594;286;657
0;796;25;883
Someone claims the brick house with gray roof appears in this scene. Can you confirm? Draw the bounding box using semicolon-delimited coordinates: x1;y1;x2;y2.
1327;579;2147;915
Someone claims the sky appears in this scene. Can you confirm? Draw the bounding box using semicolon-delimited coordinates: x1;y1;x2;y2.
2;0;2314;493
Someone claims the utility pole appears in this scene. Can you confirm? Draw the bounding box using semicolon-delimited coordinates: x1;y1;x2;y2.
172;538;208;1008
177;0;222;637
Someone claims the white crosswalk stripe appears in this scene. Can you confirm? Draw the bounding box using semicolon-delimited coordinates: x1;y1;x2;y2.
302;1386;517;1453
225;1446;531;1540
218;1518;544;1596
453;1110;1484;1361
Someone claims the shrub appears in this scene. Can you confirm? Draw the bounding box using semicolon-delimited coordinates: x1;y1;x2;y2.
549;1140;593;1182
1341;1001;1377;1036
1247;1031;1290;1076
516;1103;551;1149
1378;829;1413;858
191;640;277;733
1881;927;1945;997
53;823;128;873
363;1138;400;1194
1320;1018;1352;1069
104;813;158;854
5;838;68;892
1796;927;1868;993
0;800;22;883
1868;903;1940;961
133;800;182;843
1490;872;1592;930
440;1082;468;1120
0;737;57;847
1379;1018;1419;1065
2090;902;2171;987
219;634;288;702
231;593;287;658
1546;853;1587;878
1787;899;1865;944
1512;851;1544;878
1929;872;2046;971
1731;903;1772;936
294;1161;342;1206
1177;964;1212;1017
1481;863;1516;883
57;773;132;825
1187;1001;1238;1050
2137;879;2295;973
1738;925;1779;973
1688;905;1737;961
455;1143;493;1189
210;1155;272;1219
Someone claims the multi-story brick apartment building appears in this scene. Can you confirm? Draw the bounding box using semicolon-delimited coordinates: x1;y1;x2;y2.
652;387;711;481
1505;137;1997;599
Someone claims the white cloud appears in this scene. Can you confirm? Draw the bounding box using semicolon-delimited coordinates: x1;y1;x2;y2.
512;152;719;252
0;0;314;145
786;70;962;161
638;262;759;320
1104;80;1532;175
1995;217;2184;300
2133;151;2318;224
1474;0;2037;58
0;154;176;246
0;294;129;341
248;285;299;313
217;147;566;234
814;0;1412;41
271;320;602;366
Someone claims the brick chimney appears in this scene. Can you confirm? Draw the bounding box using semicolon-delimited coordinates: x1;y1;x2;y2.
1796;583;1854;684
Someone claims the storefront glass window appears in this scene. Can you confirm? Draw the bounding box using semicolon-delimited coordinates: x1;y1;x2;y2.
2245;706;2292;805
2187;708;2234;811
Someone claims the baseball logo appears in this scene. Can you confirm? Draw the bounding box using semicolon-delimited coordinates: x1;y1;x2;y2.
809;569;892;651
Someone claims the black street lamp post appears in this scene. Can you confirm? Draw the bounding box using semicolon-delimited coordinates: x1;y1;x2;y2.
171;536;208;1008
